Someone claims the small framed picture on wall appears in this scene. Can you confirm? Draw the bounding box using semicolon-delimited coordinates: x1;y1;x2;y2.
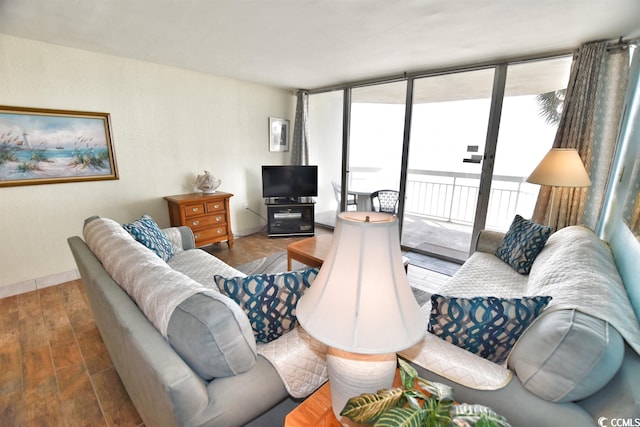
269;117;289;152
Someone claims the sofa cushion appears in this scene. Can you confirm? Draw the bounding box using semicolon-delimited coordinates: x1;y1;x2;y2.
496;215;551;275
215;269;319;344
508;309;624;402
167;291;257;380
123;214;175;261
428;294;551;364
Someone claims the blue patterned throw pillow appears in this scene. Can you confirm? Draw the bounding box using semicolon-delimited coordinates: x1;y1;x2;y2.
428;294;551;364
214;268;319;344
496;215;551;274
123;214;175;262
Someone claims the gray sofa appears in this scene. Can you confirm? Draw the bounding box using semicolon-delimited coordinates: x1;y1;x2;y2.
69;213;640;427
68;216;302;427
402;225;640;426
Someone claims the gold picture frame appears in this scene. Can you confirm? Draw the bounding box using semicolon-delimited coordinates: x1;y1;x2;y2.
0;105;118;187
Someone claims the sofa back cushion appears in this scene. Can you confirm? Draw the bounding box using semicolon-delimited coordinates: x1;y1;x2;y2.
508;309;624;402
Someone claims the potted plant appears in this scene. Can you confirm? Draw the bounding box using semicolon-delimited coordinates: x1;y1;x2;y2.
340;358;511;427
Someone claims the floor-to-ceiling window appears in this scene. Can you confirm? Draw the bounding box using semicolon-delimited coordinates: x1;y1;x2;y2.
309;90;344;225
311;55;571;262
487;57;572;230
347;81;407;209
402;68;495;261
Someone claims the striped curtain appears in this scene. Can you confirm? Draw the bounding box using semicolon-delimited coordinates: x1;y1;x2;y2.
291;90;310;166
533;41;629;231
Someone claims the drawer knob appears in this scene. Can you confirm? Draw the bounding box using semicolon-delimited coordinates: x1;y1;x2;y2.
214;204;220;209
194;233;200;239
215;216;222;222
217;229;222;234
192;220;199;226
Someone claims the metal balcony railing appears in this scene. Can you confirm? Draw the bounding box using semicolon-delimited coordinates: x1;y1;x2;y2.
349;168;539;232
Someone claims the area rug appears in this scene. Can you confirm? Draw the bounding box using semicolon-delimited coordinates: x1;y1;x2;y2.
235;252;433;306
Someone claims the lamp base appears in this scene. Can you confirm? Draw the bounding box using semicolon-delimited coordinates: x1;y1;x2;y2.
326;347;397;426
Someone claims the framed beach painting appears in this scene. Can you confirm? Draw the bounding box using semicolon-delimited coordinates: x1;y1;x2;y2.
0;106;118;187
269;117;289;152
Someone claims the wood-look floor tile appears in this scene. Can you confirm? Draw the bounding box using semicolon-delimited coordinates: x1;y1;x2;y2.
49;326;85;375
58;369;107;427
62;284;98;336
22;381;66;427
0;390;23;427
17;291;49;351
75;325;111;375
0;296;19;347
22;345;55;390
92;367;143;427
0;341;22;394
40;286;71;331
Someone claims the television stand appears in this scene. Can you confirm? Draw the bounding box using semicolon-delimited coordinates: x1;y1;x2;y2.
266;201;315;237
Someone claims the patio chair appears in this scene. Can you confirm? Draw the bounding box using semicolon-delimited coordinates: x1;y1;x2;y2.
332;181;358;212
370;189;399;214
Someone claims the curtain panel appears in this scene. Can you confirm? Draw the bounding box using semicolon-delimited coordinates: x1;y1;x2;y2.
291;90;310;166
532;41;629;231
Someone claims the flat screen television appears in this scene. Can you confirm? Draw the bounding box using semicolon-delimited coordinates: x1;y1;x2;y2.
261;165;318;200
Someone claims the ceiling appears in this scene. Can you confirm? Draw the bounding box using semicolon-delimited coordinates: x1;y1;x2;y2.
1;0;639;92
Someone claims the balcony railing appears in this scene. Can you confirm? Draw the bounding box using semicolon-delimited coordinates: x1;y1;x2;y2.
349;168;539;232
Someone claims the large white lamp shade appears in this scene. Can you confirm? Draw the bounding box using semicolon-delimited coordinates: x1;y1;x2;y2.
296;211;425;353
296;211;426;424
527;148;591;187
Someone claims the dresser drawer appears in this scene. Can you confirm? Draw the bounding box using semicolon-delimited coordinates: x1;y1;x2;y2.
184;203;206;218
186;213;226;229
193;226;228;244
206;200;225;213
164;192;234;249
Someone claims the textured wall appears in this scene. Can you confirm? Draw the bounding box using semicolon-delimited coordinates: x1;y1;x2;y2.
0;34;294;295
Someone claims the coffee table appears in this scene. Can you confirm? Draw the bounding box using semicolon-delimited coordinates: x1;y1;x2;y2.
286;234;333;271
287;234;409;272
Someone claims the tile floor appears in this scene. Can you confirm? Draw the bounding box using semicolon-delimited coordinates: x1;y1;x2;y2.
0;226;451;426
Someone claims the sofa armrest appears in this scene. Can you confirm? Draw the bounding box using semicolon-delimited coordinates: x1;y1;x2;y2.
400;333;512;391
162;226;196;252
474;229;505;254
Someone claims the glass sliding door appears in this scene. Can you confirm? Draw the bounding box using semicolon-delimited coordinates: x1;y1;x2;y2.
486;56;572;231
402;69;496;262
347;81;407;211
309;90;345;227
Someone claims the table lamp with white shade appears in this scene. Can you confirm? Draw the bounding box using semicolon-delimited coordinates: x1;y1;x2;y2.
527;148;592;225
296;211;426;424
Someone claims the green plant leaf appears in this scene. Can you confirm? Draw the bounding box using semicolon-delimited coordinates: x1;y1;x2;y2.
373;407;426;427
415;377;454;402
398;358;419;389
341;388;405;424
450;404;512;427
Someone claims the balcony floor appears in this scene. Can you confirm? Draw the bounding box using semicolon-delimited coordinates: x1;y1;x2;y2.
315;210;472;264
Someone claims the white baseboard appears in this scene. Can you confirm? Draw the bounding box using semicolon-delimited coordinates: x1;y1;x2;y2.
0;269;80;299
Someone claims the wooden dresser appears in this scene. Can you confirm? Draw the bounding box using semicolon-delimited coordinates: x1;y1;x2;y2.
164;192;234;248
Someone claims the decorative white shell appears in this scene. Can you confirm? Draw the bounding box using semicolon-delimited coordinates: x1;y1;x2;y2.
194;171;221;193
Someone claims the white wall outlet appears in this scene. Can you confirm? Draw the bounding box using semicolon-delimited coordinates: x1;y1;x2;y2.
243;203;249;210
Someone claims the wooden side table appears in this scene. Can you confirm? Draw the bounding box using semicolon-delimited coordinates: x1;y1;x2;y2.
164;192;234;248
284;381;340;427
285;370;402;426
